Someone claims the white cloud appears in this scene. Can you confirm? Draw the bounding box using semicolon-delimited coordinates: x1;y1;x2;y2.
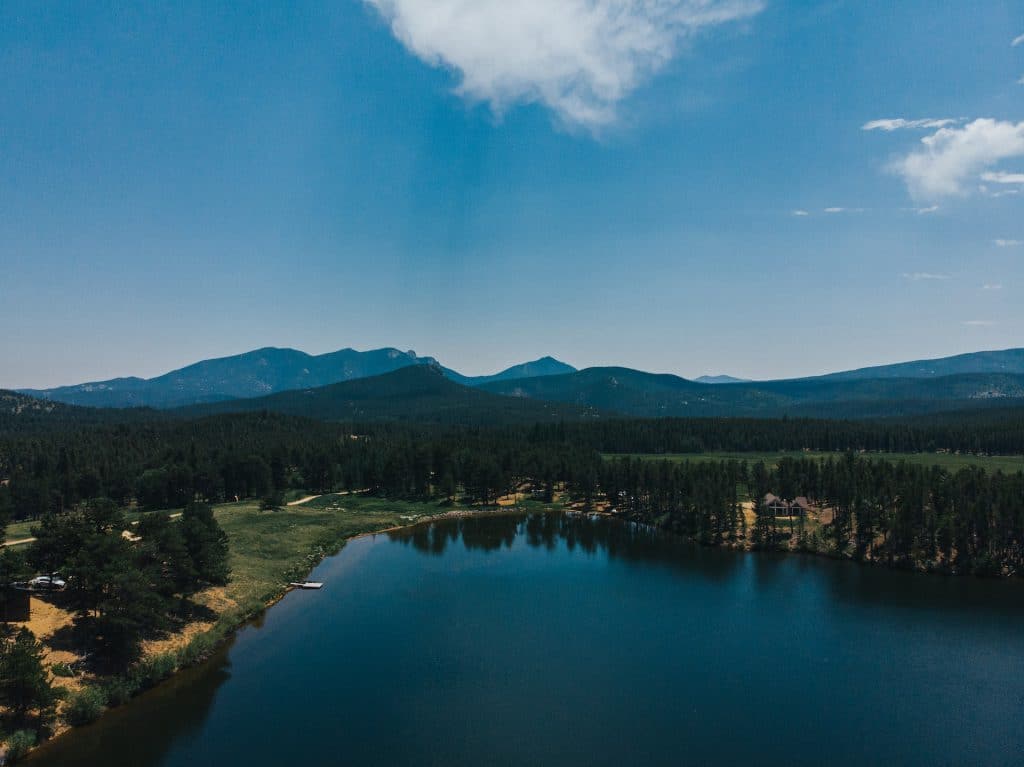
1019;75;1024;85
995;239;1023;247
963;320;997;327
861;118;958;132
1013;33;1024;46
888;119;1024;199
982;283;1003;290
914;205;939;214
902;272;951;281
791;209;809;216
824;207;864;213
364;0;764;130
981;171;1024;184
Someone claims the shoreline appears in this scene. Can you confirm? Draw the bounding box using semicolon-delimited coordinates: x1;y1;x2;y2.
8;500;1018;762
1;503;529;763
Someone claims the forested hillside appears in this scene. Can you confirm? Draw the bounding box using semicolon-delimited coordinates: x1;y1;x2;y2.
481;367;1024;418
175;365;601;425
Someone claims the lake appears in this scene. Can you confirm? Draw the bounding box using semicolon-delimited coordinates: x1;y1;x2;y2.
28;512;1024;766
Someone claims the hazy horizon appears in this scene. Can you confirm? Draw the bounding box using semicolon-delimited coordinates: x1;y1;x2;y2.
10;340;1024;392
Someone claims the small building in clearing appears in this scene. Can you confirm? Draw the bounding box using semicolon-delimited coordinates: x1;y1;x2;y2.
762;493;815;517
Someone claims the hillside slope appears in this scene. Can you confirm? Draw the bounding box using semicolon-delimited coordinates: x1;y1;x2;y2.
811;348;1024;382
21;348;577;409
443;356;576;387
480;368;1024;418
176;365;603;425
0;391;158;433
19;347;438;408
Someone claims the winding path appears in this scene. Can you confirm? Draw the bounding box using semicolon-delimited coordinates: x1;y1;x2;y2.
286;495;322;506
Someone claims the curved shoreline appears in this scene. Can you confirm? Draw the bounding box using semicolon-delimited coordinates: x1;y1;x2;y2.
4;504;528;764
10;501;1020;762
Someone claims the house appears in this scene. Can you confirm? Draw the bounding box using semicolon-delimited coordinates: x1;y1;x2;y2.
762;493;815;517
792;497;814;515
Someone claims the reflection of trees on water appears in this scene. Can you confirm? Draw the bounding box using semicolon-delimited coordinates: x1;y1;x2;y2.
390;512;747;584
389;515;521;555
525;512;559;551
391;512;1024;615
28;640;235;767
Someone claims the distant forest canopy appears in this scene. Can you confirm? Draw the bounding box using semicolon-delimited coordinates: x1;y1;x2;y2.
1;405;1024;514
2;409;1023;576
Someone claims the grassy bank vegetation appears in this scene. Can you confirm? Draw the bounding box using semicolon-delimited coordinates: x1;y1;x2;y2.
0;494;464;761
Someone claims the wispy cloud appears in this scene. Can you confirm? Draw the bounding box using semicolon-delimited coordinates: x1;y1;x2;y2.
791;209;809;217
914;205;939;214
886;119;1024;199
824;206;865;213
995;239;1023;247
982;283;1003;290
981;171;1024;184
963;320;997;327
1013;33;1024;47
861;118;958;132
902;272;951;281
364;0;764;130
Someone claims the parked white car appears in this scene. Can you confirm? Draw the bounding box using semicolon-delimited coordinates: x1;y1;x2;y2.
29;575;66;591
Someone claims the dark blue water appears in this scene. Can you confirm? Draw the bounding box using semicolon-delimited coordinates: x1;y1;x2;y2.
29;513;1024;766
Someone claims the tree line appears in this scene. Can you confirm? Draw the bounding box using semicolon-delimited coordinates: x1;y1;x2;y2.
2;411;1023;580
602;454;1024;576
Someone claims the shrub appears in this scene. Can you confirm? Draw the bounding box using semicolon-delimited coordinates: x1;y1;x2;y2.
5;729;37;762
102;677;140;708
178;632;216;667
51;661;76;678
130;652;178;691
63;687;106;727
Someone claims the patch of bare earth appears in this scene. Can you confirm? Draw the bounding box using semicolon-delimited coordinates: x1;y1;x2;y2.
140;587;237;657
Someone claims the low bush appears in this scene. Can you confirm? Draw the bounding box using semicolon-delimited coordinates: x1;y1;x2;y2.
50;661;76;678
178;632;216;667
4;729;38;762
102;677;140;708
63;687;106;726
130;652;178;691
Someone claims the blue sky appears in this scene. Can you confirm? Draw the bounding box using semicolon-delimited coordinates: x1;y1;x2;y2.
2;1;1023;389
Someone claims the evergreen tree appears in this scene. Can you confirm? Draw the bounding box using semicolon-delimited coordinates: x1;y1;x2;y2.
0;628;55;724
180;502;229;586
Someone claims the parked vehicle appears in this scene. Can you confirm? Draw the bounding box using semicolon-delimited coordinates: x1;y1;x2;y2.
28;574;66;591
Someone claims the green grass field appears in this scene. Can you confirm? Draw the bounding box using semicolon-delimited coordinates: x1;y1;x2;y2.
603;451;1024;473
211;494;452;621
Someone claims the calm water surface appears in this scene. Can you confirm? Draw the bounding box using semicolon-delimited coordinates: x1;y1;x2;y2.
29;513;1024;766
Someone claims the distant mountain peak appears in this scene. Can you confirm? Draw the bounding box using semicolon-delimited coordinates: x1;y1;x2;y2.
18;347;577;409
695;375;749;385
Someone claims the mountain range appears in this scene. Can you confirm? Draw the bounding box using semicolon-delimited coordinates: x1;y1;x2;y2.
175;364;599;425
480;367;1024;419
18;348;577;409
12;345;1024;422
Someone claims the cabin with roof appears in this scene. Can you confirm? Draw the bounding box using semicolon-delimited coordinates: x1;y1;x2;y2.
762;493;815;517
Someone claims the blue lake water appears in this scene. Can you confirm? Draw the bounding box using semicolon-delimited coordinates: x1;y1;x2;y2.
28;512;1024;766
